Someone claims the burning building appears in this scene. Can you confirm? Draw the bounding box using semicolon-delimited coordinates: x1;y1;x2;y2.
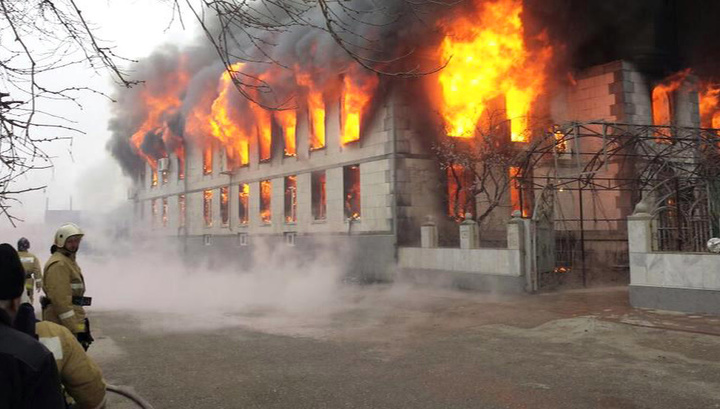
115;1;720;288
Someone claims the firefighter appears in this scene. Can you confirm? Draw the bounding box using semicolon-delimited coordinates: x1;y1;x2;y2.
42;223;94;350
36;321;107;408
0;243;66;408
18;236;43;304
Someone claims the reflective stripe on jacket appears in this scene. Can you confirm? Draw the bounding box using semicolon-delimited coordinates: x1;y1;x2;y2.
19;250;43;290
43;250;87;334
37;321;106;409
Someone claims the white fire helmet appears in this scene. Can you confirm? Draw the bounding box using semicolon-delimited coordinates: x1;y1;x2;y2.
54;223;84;248
707;238;720;254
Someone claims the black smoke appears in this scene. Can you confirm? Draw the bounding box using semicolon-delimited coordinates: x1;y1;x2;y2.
109;0;720;175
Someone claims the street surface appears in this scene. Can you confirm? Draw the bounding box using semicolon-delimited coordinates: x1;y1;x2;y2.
89;286;720;409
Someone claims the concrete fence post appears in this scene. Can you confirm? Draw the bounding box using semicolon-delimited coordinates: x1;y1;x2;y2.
508;211;532;287
628;201;652;254
421;215;438;248
459;213;478;249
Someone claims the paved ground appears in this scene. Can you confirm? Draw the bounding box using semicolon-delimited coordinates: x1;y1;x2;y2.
89;286;720;409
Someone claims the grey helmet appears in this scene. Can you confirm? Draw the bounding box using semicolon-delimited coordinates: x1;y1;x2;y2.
17;237;30;252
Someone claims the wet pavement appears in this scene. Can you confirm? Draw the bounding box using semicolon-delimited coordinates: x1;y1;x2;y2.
89;285;720;408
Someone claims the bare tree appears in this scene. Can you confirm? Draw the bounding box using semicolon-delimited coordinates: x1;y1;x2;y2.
432;118;524;225
0;0;136;226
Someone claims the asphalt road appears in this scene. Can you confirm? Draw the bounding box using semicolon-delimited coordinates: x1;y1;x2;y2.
89;286;720;409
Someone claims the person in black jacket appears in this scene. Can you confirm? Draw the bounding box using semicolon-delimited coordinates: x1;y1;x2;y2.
0;243;65;408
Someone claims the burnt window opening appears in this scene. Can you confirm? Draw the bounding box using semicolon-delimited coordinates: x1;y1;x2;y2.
259;123;272;162
151;167;158;188
284;176;297;223
238;183;249;225
651;72;689;144
311;170;327;220
276;110;297;157
158;157;169;185
220;186;230;227
203;189;213;227
308;102;326;151
260;180;272;224
509;166;532;217
343;165;361;220
151;199;158;225
553;129;569;156
341;79;361;146
447;164;475;221
203;146;213;175
177;156;185;180
652;86;675;143
179;194;186;228
162;197;168;227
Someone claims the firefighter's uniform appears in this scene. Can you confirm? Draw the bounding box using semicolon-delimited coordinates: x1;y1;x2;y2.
43;248;88;334
18;250;42;303
36;321;107;409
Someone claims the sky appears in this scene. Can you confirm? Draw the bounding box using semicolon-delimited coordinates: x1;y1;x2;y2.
3;0;198;227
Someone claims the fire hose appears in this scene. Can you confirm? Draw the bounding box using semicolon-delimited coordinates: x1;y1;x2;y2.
106;384;155;409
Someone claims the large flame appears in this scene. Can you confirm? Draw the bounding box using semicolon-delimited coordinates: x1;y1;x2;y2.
249;101;273;161
652;69;690;143
129;67;189;168
296;70;326;150
275;109;297;156
341;67;379;145
652;70;690;127
435;0;551;141
700;83;720;129
207;63;250;167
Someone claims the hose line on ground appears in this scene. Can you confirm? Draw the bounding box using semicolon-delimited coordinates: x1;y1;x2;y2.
106;384;155;409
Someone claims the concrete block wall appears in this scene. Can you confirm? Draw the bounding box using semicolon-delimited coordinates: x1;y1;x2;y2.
396;157;446;246
628;212;720;315
136;86;400;239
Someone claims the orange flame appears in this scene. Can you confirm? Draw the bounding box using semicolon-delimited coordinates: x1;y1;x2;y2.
435;0;552;141
129;65;188;169
296;70;326;150
699;83;720;129
275;109;297;156
260;180;272;223
341;67;379;144
207;63;250;167
652;70;690;127
248;102;272;161
652;69;690;143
